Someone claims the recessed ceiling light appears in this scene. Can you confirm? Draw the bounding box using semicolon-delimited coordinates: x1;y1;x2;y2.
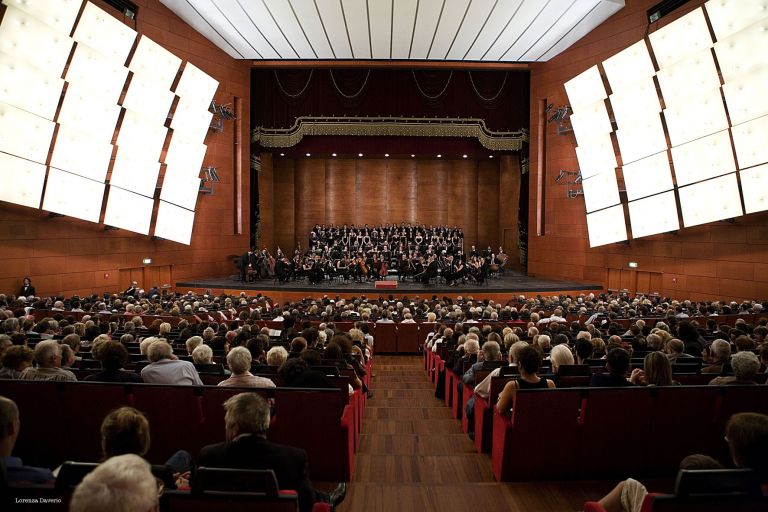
437;154;442;158
489;155;494;158
411;154;415;158
280;153;284;156
358;153;363;157
332;153;337;157
462;154;467;158
384;153;389;157
306;153;311;157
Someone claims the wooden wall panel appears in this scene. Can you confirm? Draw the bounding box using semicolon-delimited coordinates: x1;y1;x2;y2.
356;160;388;226
499;155;521;268
416;160;447;226
386;160;417;223
526;0;768;301
272;159;295;252
450;160;478;250
477;160;500;250
0;0;251;296
294;159;326;249
325;159;357;225
259;153;275;251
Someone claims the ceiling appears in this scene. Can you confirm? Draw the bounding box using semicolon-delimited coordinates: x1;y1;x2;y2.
160;0;625;62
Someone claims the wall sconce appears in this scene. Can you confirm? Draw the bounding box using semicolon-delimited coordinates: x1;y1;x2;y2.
200;166;220;195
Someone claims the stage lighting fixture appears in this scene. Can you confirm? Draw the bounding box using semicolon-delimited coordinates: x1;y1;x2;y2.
437;154;441;158
739;164;768;214
117;109;168;161
4;0;82;34
731;114;768;169
622;151;674;201
609;79;661;128
73;2;137;65
154;201;195;245
575;138;618;179
615;115;667;165
670;130;736;186
722;67;768;126
174;62;219;109
462;154;467;158
656;48;720;107
663;88;729;146
648;7;712;69
160;166;200;211
129;36;182;91
586;205;628;247
306;153;311;157
103;185;154;235
50;124;114;183
705;0;768;41
57;83;122;144
169;99;213;144
0;100;55;164
42;168;105;223
678;173;743;227
109;152;161;198
0;5;74;77
628;191;680;238
564;65;606;111
65;42;129;103
0;52;64;120
602;40;656;91
385;153;390;157
0;152;46;209
122;73;176;127
358;153;363;157
582;172;621;213
714;18;768;82
332;153;337;157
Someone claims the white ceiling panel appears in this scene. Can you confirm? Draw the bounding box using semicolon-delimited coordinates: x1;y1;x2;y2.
315;0;353;58
342;0;372;59
368;0;393;58
410;0;445;60
445;0;496;60
429;0;471;60
237;0;298;58
161;0;624;62
264;0;317;58
391;0;419;59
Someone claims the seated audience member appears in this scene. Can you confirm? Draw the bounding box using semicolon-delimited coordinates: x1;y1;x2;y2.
218;347;276;388
69;454;158;512
550;344;575;375
185;336;203;355
475;340;529;399
575;337;594;365
0;345;34;379
267;345;289;367
664;338;693;364
496;345;556;413
278;357;335;389
710;351;761;385
198;393;346;512
0;395;55;484
323;342;362;389
20;339;77;382
463;341;502;386
589;348;631;387
702;339;731;374
594;412;768;512
192;344;214;364
629;351;678;386
289;336;308;358
101;406;191;480
140;340;202;385
84;341;143;383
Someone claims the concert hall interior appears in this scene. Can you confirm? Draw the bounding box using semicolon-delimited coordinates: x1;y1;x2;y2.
1;0;768;511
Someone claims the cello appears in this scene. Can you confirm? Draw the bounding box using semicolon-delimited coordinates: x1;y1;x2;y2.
379;258;388;278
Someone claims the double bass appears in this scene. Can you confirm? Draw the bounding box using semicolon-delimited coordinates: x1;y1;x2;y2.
379;258;388;278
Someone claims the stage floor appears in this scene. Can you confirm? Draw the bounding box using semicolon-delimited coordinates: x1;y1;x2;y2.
177;271;602;296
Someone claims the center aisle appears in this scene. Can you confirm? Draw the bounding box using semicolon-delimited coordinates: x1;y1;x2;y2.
337;355;612;512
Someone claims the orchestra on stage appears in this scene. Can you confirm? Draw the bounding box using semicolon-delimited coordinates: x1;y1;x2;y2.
239;223;508;286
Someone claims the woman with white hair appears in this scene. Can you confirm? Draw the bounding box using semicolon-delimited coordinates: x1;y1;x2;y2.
70;454;158;512
266;345;289;367
219;347;276;388
550;344;575;374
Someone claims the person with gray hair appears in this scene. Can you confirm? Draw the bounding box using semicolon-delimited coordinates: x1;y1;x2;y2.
198;392;346;512
185;335;203;355
710;351;761;386
266;345;289;367
140;340;202;385
191;344;214;365
19;339;77;381
218;346;276;388
703;339;731;374
69;454;158;512
0;395;55;484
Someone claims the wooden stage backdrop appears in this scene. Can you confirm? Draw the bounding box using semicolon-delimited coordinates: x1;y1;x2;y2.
259;154;521;263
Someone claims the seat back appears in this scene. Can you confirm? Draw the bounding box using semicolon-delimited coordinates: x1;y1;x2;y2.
674;469;762;497
193;467;279;496
396;322;420;353
374;322;397;352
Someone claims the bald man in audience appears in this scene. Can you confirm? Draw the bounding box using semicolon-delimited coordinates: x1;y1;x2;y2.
19;339;77;382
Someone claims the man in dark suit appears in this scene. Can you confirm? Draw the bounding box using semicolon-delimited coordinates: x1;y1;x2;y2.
123;281;138;297
198;393;345;512
19;277;35;297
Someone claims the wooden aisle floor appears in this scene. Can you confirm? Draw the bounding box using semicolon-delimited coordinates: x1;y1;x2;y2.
334;355;616;512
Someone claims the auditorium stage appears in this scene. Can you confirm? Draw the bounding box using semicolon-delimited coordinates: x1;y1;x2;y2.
176;271;603;302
